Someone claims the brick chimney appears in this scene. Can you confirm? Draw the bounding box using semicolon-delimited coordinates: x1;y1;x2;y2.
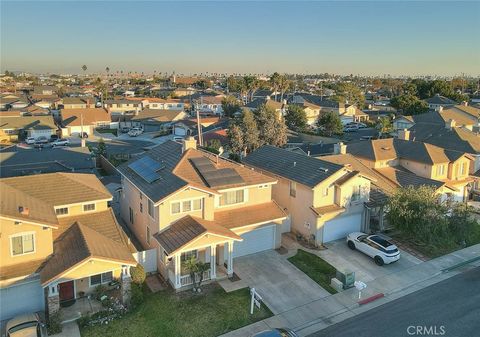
398;129;411;140
334;142;347;155
445;119;456;130
182;136;197;152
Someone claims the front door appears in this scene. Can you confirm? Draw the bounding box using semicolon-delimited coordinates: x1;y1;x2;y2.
59;281;75;302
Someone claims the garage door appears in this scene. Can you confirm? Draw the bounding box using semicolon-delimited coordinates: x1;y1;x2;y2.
233;225;275;258
174;126;186;136
322;213;362;243
0;278;45;321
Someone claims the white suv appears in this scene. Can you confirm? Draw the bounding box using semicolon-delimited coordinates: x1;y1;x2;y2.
347;232;400;265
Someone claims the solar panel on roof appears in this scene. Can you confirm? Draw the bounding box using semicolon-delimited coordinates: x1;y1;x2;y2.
128;156;164;183
190;157;244;187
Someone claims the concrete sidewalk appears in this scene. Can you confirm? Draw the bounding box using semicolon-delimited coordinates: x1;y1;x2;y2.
220;244;480;337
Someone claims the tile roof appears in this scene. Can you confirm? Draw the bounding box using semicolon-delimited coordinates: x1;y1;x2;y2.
40;222;136;285
213;201;287;229
154;215;241;254
131;109;185;122
0;259;45;281
244;145;344;188
60;108;111;127
0;115;56;130
333;171;360;186
245;98;283;110
375;167;445;190
311;204;345;216
0;173;112;225
346;138;459;164
425;94;456;105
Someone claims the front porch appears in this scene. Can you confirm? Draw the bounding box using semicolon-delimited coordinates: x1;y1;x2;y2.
165;241;235;290
59;296;104;323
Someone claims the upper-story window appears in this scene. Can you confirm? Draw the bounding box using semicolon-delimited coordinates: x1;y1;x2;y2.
459;162;466;176
171;198;203;214
148;199;155;218
83;203;95;212
289;181;297;198
322;187;329;197
55;207;68;216
11;233;35;256
220;190;244;206
436;164;445;176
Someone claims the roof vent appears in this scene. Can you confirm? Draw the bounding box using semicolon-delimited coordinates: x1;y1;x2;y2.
293;161;297;167
319;167;329;173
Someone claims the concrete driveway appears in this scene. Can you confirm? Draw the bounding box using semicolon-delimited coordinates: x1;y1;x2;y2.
233;250;331;314
318;239;423;283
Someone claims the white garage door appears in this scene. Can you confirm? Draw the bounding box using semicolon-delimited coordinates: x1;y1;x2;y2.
0;278;45;321
323;213;362;243
174;126;186;136
233;225;275;258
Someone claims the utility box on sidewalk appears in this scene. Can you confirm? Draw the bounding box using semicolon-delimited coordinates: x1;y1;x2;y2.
336;270;355;289
330;278;344;292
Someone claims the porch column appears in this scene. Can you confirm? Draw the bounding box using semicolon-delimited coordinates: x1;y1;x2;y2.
210;245;216;280
227;241;234;277
174;253;181;289
121;265;132;305
47;282;60;315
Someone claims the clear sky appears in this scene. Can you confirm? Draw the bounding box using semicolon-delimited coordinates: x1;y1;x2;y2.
1;1;479;76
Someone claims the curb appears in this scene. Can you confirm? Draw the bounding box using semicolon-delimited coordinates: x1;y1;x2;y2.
358;293;384;305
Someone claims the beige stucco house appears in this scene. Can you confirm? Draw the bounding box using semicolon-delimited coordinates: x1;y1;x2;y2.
0;173;136;321
244;145;373;246
117;138;288;290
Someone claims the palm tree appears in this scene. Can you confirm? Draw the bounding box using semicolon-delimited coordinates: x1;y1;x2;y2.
270;72;281;101
278;75;291;102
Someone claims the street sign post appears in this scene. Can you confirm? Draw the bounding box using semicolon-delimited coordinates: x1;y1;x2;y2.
250;287;263;314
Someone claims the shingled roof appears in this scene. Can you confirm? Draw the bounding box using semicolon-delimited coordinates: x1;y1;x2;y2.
244;145;344;188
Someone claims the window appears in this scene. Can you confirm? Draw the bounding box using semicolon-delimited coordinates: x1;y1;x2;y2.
139;192;143;200
171;202;181;214
90;271;113;286
55;207;68;216
258;184;268;189
289;181;297;198
459;162;466;175
192;199;202;210
220;190;244;206
351;185;362;201
182;200;192;212
140;202;143;213
129;207;134;224
181;250;198;262
11;233;35;256
436;164;445;176
83;203;95;212
148;199;154;218
323;187;329;197
146;226;151;245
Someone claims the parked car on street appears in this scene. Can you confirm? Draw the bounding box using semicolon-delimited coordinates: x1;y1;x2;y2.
52;138;70;147
25;137;36;145
121;126;131;133
253;328;299;337
6;312;47;337
343;126;359;132
128;127;143;137
173;136;184;142
347;232;400;266
50;134;59;142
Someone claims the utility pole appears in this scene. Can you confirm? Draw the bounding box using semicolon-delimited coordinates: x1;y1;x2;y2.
80;113;86;148
196;107;203;147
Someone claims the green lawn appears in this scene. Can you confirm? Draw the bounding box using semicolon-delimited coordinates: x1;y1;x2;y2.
80;285;272;337
288;249;338;294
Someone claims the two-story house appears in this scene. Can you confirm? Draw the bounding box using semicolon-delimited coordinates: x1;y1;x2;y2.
0;173;136;321
104;99;142;114
244;145;373;246
117;138;288;290
346;137;473;202
194;95;225;116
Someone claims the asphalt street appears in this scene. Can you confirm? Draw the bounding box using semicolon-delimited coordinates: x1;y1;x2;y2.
308;266;480;337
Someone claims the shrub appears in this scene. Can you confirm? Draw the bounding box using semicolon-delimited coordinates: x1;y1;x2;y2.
47;312;62;335
130;283;144;309
130;264;146;284
93;284;108;300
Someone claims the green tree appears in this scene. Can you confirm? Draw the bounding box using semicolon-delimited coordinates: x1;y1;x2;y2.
227;124;244;155
376;117;393;137
270;72;281;101
317;111;343;136
221;95;241;117
130;264;146;284
332;82;365;108
241;109;261;152
184;256;210;292
97;138;107;157
255;104;288;147
390;94;429;115
285;104;308;131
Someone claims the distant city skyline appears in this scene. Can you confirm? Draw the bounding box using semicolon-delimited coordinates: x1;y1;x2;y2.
1;1;479;76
